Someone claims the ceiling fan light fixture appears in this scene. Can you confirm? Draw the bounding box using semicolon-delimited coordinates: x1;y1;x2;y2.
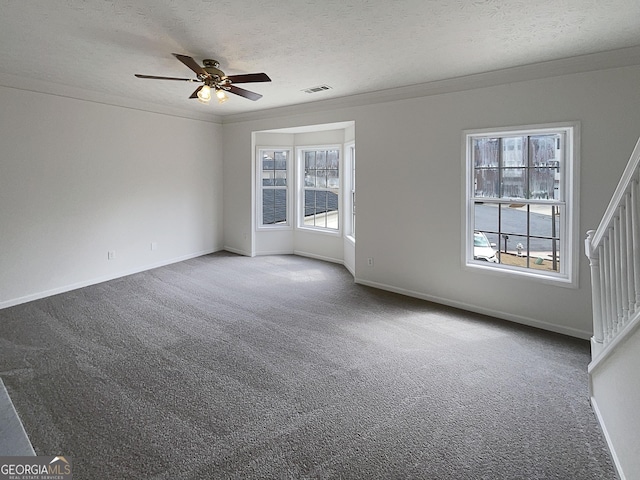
197;85;212;104
216;88;228;104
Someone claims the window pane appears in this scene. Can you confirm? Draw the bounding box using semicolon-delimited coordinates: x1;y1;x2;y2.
474;202;499;235
262;189;275;224
274;189;287;224
305;169;316;187
262;171;274;186
304;189;315;217
500;203;526;235
275;171;287;186
327;149;339;169
474;169;499;198
316;151;327;169
530;205;559;238
327;170;339;189
262;153;274;171
316;171;327;188
473;138;499;168
530;167;557;199
501;168;526;198
502;137;526;167
305;151;316;169
529;135;558;166
531;238;560;272
327;191;338;213
274;151;287;169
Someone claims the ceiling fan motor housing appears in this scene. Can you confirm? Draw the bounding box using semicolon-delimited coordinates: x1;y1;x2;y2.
202;59;226;81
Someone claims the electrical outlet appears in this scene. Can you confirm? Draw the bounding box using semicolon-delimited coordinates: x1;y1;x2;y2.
367;257;374;267
107;250;116;260
151;242;158;251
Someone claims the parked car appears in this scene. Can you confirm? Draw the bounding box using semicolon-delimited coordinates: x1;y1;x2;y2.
474;231;499;263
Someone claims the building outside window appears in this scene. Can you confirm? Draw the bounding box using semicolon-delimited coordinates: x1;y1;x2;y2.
464;123;579;286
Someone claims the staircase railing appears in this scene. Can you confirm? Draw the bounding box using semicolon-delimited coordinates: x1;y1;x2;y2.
585;136;640;361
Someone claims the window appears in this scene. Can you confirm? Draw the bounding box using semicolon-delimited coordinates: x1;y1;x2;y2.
298;147;341;232
464;123;579;285
344;142;356;240
258;148;291;227
349;143;356;238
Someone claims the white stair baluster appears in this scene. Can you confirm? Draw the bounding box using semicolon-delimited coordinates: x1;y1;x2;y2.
632;178;640;310
586;230;604;351
619;204;629;326
625;191;635;317
602;235;613;342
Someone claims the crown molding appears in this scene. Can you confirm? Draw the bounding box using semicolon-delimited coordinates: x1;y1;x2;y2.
222;45;640;125
3;45;639;126
0;72;222;124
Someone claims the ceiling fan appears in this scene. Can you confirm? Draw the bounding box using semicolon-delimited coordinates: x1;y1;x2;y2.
135;53;271;104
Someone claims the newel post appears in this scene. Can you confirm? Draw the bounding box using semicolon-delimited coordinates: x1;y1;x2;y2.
585;230;604;358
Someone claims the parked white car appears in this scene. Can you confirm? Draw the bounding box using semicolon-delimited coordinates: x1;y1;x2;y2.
474;231;499;263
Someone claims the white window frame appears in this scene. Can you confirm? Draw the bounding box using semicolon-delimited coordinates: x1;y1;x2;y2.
256;147;293;230
296;145;342;235
344;141;356;243
462;122;580;287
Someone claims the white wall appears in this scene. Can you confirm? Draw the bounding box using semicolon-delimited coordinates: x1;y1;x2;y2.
0;85;223;307
223;65;640;338
591;327;640;479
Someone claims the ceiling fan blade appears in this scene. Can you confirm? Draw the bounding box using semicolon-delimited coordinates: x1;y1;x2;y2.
173;53;207;77
225;73;271;84
228;85;263;101
135;74;196;82
189;85;204;99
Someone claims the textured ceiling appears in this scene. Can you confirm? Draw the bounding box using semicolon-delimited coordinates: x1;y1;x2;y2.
1;0;639;118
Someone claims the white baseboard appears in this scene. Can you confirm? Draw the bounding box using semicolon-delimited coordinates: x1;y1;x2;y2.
293;250;343;265
0;248;219;310
590;396;625;479
343;262;355;278
223;245;253;257
354;277;592;339
255;249;296;256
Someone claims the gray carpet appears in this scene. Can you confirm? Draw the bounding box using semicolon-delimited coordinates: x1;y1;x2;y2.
0;252;614;479
0;378;35;455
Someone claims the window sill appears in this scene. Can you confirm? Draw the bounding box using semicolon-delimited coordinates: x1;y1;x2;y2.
257;224;292;231
297;225;342;237
464;260;577;289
